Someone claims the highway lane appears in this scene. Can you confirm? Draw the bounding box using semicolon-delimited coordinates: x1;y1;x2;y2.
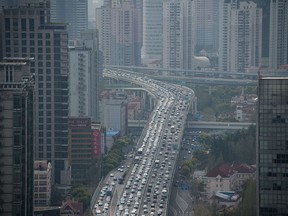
92;69;195;216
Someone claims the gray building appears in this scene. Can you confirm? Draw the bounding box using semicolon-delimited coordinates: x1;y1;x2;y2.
50;0;88;40
257;77;288;216
0;57;34;216
269;0;288;69
0;4;69;184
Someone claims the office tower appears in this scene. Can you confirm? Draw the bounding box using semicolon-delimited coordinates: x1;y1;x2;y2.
96;4;112;65
218;0;238;72
80;29;103;122
96;0;142;66
257;77;288;216
141;0;163;65
219;0;262;72
269;0;288;69
50;0;88;39
34;160;52;207
69;47;92;117
194;0;219;53
0;57;34;216
0;4;69;184
162;0;195;69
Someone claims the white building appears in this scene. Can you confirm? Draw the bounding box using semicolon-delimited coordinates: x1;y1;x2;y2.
69;47;91;117
219;1;262;72
269;0;288;69
100;92;128;136
141;0;163;65
162;0;195;69
34;161;52;207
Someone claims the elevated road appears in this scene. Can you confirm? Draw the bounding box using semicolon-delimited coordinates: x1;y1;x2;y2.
128;120;255;130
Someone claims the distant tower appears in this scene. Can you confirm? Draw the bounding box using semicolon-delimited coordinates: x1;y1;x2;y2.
141;0;163;65
194;0;219;53
219;0;262;72
269;0;288;69
50;0;88;39
162;0;195;69
257;77;288;216
96;0;142;66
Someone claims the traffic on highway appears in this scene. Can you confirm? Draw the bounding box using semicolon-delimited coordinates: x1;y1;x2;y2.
93;68;195;216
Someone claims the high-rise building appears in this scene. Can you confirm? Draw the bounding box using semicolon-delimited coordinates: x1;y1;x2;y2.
0;4;69;184
257;77;288;216
141;0;163;65
0;57;34;216
96;4;112;65
50;0;88;39
162;0;195;69
96;0;142;66
194;0;219;53
219;0;262;72
269;0;288;69
69;47;92;117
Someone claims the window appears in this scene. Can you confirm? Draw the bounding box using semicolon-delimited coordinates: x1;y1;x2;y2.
21;19;26;31
29;19;34;31
5;18;10;31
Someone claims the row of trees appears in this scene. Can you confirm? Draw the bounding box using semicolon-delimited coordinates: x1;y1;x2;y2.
102;136;134;176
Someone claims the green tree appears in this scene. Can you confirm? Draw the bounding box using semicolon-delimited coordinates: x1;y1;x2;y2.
70;184;91;210
241;179;256;216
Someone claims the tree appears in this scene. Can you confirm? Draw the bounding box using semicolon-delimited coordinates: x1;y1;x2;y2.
241;179;256;216
194;202;213;216
70;184;91;210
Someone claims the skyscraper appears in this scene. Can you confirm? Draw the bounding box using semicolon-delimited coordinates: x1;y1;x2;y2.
50;0;88;39
194;0;219;53
162;0;195;69
257;77;288;216
141;0;163;65
96;0;142;66
269;0;288;69
0;3;69;184
0;57;34;216
219;0;262;72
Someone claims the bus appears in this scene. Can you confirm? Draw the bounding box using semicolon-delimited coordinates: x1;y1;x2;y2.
135;156;140;164
137;147;143;155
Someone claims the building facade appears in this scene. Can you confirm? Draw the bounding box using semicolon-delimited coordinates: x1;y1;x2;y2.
0;4;69;184
162;0;195;69
50;0;88;40
34;160;52;207
219;0;262;72
96;0;142;66
141;0;163;65
0;58;34;216
269;0;288;69
194;0;219;53
69;47;91;117
100;92;127;136
257;77;288;216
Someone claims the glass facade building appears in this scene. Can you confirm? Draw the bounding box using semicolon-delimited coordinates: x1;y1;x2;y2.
257;77;288;216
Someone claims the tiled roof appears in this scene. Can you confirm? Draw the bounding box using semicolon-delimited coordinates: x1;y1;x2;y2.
206;163;255;178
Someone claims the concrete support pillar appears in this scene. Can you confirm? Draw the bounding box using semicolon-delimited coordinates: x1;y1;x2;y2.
209;86;212;95
241;86;244;95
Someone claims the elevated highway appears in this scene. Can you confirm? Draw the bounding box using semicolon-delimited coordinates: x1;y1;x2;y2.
128;120;255;130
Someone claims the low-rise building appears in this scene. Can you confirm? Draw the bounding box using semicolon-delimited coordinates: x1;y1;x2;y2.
34;161;52;207
204;163;256;199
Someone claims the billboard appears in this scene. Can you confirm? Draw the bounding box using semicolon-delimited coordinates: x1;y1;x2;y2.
91;126;101;156
68;117;91;128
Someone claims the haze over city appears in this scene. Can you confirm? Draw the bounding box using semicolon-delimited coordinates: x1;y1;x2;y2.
0;0;287;216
